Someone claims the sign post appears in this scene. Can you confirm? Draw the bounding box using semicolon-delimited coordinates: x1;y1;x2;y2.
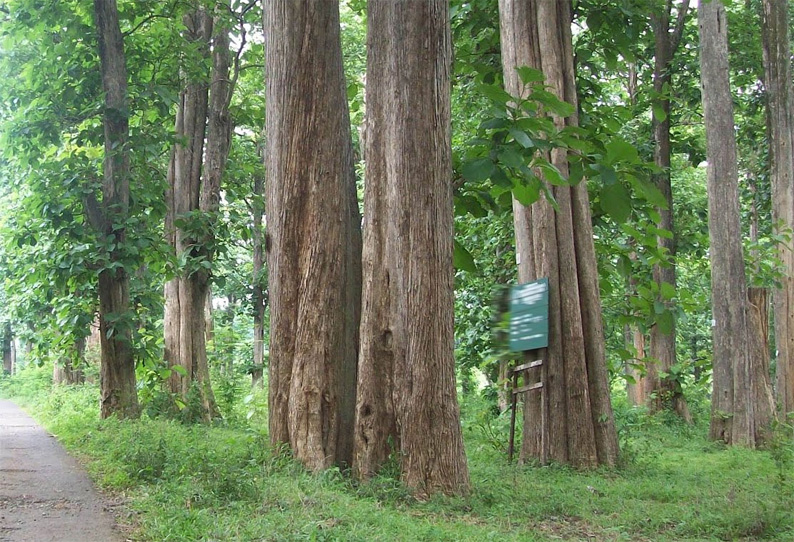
507;278;549;462
509;278;549;351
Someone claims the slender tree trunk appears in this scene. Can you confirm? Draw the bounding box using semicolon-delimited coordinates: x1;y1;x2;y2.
2;322;13;375
497;359;511;412
164;6;233;420
205;286;214;345
265;0;362;471
626;250;649;406
747;175;777;441
699;0;754;446
626;324;648;406
252;159;266;389
354;0;470;496
761;0;794;420
498;0;619;467
93;0;138;419
648;0;691;421
53;337;86;385
748;287;776;442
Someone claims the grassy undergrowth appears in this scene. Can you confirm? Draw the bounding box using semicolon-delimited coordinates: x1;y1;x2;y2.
2;366;793;541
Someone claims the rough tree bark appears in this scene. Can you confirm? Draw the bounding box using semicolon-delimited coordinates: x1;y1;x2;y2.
747;287;776;442
353;0;470;496
625;324;649;406
648;0;691;421
761;0;794;421
699;0;754;446
164;5;233;420
498;0;619;467
264;0;362;471
92;0;139;419
626;249;649;406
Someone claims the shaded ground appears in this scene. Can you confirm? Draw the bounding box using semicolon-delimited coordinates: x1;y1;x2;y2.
0;400;125;542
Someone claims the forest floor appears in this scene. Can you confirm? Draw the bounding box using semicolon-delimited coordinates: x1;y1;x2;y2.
1;366;793;541
0;400;127;542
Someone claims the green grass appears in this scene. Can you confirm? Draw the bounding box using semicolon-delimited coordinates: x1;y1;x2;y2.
2;366;793;541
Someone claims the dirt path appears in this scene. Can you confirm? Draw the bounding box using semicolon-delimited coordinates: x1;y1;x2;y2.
0;400;126;542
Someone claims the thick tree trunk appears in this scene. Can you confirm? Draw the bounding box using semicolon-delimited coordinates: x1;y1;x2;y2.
93;0;138;419
265;0;362;471
699;0;754;446
164;6;232;420
354;0;470;496
648;0;691;421
252;161;266;389
498;0;619;467
761;0;794;420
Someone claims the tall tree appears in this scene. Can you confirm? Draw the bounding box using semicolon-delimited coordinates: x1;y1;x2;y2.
251;162;266;389
699;0;754;446
91;0;139;419
164;5;234;420
761;0;794;420
498;0;619;467
354;0;470;496
647;0;692;421
264;0;362;471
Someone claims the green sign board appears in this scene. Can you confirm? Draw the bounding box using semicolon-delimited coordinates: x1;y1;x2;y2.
509;278;549;352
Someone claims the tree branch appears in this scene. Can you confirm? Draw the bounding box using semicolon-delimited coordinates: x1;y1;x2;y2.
670;0;692;54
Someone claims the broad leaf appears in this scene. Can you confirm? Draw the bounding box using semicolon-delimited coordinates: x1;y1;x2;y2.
508;128;534;149
513;179;540;207
600;182;632;223
605;139;639;164
462;158;496;182
453;239;478;273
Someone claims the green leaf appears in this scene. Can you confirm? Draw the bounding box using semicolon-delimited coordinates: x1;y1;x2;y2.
656;309;675;335
538;162;567;186
462;158;496;182
498;148;524;170
616;255;632;278
660;281;676;300
491;167;513;188
652;103;668;123
600;182;632;223
481;118;509;130
599;165;617;186
455;195;487;217
347;82;359;100
516;66;545;84
637;180;668;209
508;128;534;149
605;139;639;164
453;240;478;273
531;89;575;117
478;84;514;106
172;365;188;377
513;180;540;206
